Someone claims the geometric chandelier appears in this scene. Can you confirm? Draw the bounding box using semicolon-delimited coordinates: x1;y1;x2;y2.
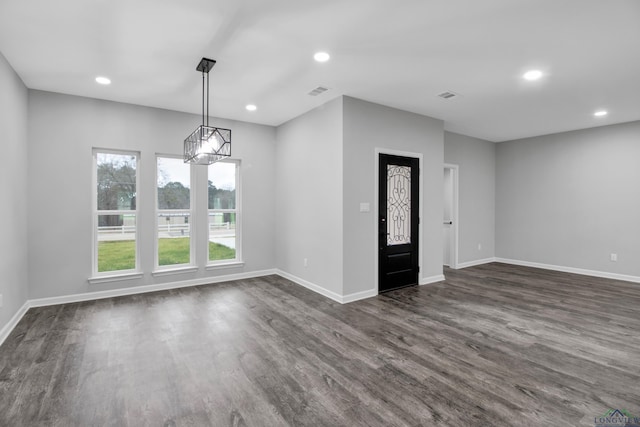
184;57;231;165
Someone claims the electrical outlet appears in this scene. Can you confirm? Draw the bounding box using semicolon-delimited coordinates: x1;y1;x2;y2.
304;258;308;267
478;243;482;251
610;253;617;262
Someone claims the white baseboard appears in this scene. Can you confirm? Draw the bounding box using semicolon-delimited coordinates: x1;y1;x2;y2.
29;269;278;308
275;269;345;304
275;270;378;304
420;274;446;285
456;257;497;269
0;301;30;348
495;258;640;284
0;269;277;349
342;288;377;304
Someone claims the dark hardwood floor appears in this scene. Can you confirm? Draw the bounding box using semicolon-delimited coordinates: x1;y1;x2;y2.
1;263;639;426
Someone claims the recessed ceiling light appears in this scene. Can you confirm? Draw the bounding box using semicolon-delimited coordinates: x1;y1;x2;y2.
314;52;330;63
246;104;257;111
594;110;608;117
523;70;543;81
95;76;111;85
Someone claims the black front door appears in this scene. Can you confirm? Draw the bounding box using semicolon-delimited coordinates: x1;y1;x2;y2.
379;154;419;293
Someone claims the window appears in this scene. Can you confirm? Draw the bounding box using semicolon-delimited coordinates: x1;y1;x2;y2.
156;156;193;269
208;161;240;264
93;150;139;276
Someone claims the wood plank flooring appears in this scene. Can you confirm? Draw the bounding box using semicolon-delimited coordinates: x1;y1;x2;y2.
1;263;639;426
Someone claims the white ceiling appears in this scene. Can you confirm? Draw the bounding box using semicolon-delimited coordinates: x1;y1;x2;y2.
1;0;639;142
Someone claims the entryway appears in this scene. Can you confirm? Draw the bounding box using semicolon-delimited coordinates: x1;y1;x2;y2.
443;164;458;268
378;153;420;292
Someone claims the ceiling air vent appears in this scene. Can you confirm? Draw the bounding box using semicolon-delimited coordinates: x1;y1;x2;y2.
308;86;329;96
437;91;458;100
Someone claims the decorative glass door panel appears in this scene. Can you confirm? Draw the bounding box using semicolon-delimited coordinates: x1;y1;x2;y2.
387;165;411;245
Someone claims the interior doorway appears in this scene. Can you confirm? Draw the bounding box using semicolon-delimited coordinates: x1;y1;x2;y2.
443;164;458;268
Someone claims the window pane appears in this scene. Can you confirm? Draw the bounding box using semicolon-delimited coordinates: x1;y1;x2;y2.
208;212;236;261
158;213;191;266
97;214;136;272
158;157;190;210
97;153;137;210
208;162;236;209
387;164;411;245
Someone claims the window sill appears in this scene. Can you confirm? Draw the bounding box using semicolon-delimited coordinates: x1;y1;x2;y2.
152;266;199;277
88;272;144;284
205;261;244;271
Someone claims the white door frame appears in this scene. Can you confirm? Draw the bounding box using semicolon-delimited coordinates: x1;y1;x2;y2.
444;163;459;269
374;148;424;293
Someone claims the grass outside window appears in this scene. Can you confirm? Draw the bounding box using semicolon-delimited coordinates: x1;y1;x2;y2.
98;238;235;272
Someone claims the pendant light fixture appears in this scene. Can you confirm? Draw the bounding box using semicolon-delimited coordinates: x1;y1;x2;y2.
184;57;231;165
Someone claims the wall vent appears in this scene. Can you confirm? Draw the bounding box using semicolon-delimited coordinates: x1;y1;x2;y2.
308;86;329;96
437;91;458;99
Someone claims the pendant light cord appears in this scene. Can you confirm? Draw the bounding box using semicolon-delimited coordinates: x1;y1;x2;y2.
201;71;205;129
200;69;211;127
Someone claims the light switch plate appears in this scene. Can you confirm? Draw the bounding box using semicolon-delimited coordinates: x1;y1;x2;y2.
359;202;370;212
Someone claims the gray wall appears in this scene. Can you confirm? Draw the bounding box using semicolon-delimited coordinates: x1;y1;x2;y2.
444;132;496;264
496;121;640;277
275;98;344;295
343;97;444;294
27;91;277;299
0;53;29;330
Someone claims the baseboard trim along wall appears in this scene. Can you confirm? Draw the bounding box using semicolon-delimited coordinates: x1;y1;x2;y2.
6;259;637;348
0;301;30;348
275;270;345;303
451;256;640;284
29;269;279;308
275;270;379;304
0;269;276;348
495;258;640;284
342;289;378;304
420;274;446;285
456;258;496;269
1;268;378;348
